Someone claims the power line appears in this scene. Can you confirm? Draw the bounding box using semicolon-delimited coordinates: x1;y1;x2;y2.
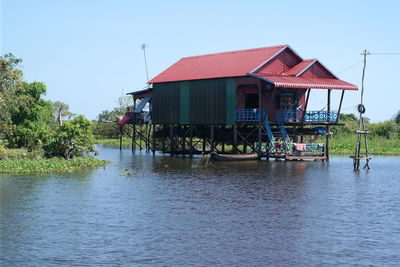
369;52;400;55
337;60;363;74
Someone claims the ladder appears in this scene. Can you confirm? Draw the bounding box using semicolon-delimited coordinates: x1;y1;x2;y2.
277;117;291;151
264;115;275;152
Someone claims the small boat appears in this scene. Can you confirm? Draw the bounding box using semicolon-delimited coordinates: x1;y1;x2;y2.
210;152;259;162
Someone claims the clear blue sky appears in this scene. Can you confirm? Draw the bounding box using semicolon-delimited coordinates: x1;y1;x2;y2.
1;0;399;122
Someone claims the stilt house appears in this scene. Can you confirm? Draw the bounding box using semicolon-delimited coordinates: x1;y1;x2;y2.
123;45;357;160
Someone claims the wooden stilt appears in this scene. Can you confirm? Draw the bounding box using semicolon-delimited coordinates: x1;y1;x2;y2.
210;125;215;152
300;88;311;143
233;124;238;153
336;90;345;123
139;124;143;151
325;89;331;161
119;127;123;150
189;125;193;157
169;125;174;155
132;125;136;152
257;84;262;157
152;124;155;155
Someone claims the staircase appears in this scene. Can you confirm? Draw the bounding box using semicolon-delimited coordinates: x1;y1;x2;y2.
277;117;291;150
264;115;275;152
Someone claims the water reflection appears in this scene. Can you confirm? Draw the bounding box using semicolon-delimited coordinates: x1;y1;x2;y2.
1;145;400;266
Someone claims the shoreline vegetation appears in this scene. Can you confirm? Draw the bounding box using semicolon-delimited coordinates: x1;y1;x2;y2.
0;148;107;174
0;156;107;174
0;54;107;174
95;135;400;156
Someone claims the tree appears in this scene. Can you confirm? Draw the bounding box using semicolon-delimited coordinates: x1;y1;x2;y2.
43;115;96;158
53;101;72;125
7;81;54;148
395;110;400;125
0;53;24;141
0;53;23;92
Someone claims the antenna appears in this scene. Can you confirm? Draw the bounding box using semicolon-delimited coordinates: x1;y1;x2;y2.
141;43;150;82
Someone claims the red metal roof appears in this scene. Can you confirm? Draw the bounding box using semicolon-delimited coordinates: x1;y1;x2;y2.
249;74;358;90
149;45;287;83
283;59;316;76
149;44;358;90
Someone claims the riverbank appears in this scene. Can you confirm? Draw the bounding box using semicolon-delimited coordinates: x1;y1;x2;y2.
95;136;400;155
0;148;107;174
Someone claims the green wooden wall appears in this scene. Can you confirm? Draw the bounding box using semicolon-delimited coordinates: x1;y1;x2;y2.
152;78;237;125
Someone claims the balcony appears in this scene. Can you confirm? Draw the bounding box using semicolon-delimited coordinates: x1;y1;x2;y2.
277;110;338;123
235;109;261;122
235;109;338;123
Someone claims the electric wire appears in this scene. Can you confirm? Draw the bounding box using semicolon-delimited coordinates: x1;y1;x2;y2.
337;60;363;74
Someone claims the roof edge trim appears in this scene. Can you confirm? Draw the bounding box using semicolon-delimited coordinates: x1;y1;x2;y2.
249;45;289;73
296;59;318;77
246;73;275;84
316;60;338;79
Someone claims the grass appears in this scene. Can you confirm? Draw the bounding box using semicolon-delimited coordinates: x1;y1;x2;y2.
330;135;400;155
95;138;131;145
0;156;107;174
0;147;107;174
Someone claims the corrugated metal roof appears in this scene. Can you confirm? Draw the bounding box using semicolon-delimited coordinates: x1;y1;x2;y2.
149;44;358;91
249;74;358;90
284;59;316;76
149;45;288;83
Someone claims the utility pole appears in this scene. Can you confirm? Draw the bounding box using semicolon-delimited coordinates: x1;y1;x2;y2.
351;49;371;170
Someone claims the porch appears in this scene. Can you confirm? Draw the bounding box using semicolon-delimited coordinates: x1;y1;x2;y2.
235;109;339;124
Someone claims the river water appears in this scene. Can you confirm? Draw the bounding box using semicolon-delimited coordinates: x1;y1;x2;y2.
1;145;399;266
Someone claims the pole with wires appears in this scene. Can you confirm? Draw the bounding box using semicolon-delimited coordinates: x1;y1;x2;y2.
351;49;371;170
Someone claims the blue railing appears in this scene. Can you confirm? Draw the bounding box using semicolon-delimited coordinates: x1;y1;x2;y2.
305;111;338;122
277;110;338;123
236;109;260;122
236;109;338;123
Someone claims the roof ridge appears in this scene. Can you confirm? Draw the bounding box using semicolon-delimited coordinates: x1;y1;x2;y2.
181;45;288;60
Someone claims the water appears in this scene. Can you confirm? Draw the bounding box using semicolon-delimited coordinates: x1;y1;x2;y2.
1;145;400;266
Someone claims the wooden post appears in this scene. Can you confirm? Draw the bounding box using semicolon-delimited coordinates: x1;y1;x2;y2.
132;125;136;152
202;138;206;153
132;97;137;152
257;85;262;157
169;125;174;155
336;90;345;124
182;126;186;153
210;125;215;152
189;125;193;157
161;126;166;153
300;89;311;143
233;124;238;153
152;124;155;155
138;125;143;151
325;89;332;160
119;127;123;150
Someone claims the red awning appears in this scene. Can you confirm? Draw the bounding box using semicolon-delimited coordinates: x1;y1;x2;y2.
248;74;358;90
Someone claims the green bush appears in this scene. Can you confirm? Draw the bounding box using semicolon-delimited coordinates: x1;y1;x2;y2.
43;115;97;158
92;120;121;139
369;120;399;139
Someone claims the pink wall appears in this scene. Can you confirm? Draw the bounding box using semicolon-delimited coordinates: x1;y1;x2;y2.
235;77;307;122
